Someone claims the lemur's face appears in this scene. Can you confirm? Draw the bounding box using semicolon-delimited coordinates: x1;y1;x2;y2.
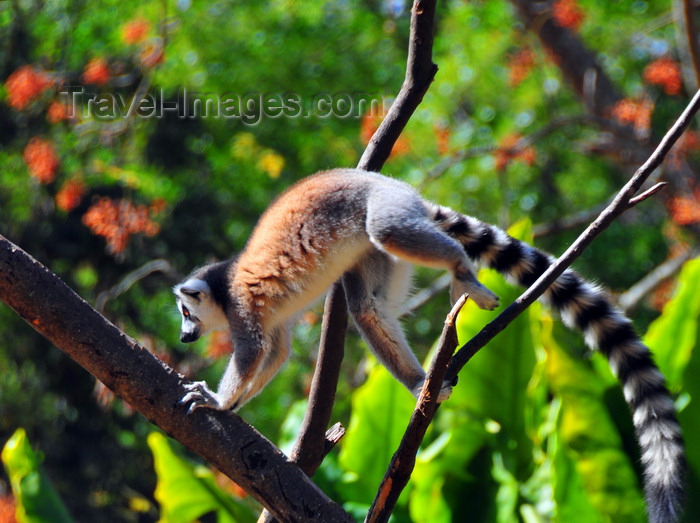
174;278;228;343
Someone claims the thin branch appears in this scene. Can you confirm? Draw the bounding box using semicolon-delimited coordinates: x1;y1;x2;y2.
532;202;607;238
618;248;698;315
259;1;442;521
357;0;438;172
674;0;700;93
365;295;467;523
289;283;349;475
628;182;667;207
446;88;700;381
257;284;349;523
95;258;177;313
401;272;451;314
420;115;593;187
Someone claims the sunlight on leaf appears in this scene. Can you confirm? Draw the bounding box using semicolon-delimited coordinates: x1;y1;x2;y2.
148;432;256;523
644;258;700;391
1;428;73;523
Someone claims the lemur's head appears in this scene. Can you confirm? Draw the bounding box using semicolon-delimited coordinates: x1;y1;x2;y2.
174;261;231;343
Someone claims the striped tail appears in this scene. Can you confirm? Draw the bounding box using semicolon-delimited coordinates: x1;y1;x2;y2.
430;204;685;523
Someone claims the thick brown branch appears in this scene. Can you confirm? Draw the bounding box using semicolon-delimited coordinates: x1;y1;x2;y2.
675;0;700;92
510;0;621;116
0;236;352;523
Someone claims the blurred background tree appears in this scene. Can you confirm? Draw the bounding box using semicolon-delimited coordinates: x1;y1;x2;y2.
0;0;698;521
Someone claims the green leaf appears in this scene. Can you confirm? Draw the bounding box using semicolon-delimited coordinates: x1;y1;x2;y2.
337;363;415;506
643;258;700;391
452;219;540;473
147;432;256;523
646;258;700;516
1;428;73;523
542;318;646;522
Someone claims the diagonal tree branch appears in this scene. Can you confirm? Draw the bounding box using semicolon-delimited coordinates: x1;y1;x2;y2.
618;247;699;314
365;295;466;523
0;235;353;523
349;89;700;523
447;88;700;379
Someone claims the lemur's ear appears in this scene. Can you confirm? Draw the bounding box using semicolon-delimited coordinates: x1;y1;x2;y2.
175;279;209;301
180;288;202;300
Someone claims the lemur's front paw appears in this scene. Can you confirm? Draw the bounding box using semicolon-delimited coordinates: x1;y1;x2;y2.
180;381;221;413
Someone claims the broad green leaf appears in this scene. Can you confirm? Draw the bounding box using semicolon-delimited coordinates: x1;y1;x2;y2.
646;258;700;517
1;428;73;523
644;258;700;391
409;422;486;523
337;363;415;506
542;318;646;522
148;432;256;523
452;219;540;473
547;417;602;523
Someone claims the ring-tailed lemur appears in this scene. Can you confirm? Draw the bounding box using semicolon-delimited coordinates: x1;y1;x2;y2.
174;168;684;522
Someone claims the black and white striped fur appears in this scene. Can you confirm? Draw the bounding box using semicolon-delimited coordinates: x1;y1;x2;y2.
428;202;685;523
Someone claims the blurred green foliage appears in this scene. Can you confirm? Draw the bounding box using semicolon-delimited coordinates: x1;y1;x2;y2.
0;0;698;521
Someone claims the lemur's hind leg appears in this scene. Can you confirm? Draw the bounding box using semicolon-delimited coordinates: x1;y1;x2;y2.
365;197;499;310
343;252;451;400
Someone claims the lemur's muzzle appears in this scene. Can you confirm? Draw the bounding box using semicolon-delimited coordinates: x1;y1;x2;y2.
180;330;200;343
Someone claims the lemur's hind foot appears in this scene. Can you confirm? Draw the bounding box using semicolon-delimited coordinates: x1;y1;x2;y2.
451;271;499;310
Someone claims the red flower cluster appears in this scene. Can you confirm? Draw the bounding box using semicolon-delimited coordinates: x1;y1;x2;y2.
494;133;537;171
56;179;87;212
668;193;700;225
434;123;451;155
47;100;70;123
643;57;683;96
23;137;60;184
360;107;410;157
0;494;17;523
122;17;151;45
81;57;111;86
82;197;162;254
552;0;585;31
5;65;51;110
508;47;535;87
611;97;654;133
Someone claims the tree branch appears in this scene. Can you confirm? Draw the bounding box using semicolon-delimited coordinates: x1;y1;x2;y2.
674;0;700;93
95;258;177;313
446;88;700;380
0;236;352;523
257;283;348;523
510;0;621;117
364;295;466;523
357;0;438;172
618;248;699;314
259;1;441;521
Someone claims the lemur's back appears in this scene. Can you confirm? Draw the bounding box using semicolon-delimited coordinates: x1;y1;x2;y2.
233;169;411;325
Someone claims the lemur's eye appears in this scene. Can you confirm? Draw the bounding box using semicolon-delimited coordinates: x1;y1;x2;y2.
182;306;190;318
